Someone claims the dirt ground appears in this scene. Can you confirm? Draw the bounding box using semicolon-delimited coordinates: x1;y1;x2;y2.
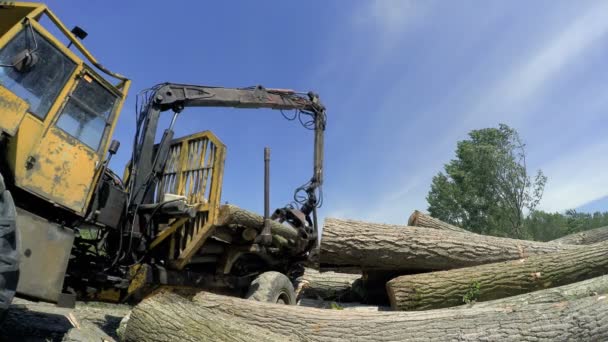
0;298;131;342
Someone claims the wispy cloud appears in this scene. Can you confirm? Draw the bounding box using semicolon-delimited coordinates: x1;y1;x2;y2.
320;1;608;224
462;0;608;127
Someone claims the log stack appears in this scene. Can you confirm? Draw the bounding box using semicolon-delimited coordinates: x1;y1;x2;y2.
124;209;608;341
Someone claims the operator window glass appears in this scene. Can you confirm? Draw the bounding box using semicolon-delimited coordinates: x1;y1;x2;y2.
55;75;118;151
0;27;76;119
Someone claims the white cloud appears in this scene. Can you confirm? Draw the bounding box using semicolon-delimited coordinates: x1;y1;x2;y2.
464;1;608;126
321;1;608;224
538;140;608;212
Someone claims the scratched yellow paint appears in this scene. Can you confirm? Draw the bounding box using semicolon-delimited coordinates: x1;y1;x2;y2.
1;2;130;216
7;114;42;177
19;127;99;213
0;85;29;136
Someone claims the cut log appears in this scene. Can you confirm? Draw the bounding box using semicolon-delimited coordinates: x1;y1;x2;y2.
387;240;608;311
407;210;469;233
180;290;608;341
551;226;608;245
300;274;608;311
320;218;576;271
123;291;291;342
297;268;362;301
217;204;298;241
461;274;608;309
297;298;389;311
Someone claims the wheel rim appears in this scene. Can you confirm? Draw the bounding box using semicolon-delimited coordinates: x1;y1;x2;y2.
276;292;290;305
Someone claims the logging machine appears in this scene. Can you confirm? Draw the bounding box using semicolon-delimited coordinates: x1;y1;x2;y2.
0;2;325;310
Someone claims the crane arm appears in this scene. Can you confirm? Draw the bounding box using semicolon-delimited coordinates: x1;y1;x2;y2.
126;83;326;245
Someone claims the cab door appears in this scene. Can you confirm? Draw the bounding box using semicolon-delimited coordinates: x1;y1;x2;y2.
18;71;119;214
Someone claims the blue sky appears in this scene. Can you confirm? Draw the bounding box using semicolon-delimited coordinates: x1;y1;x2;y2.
44;0;608;225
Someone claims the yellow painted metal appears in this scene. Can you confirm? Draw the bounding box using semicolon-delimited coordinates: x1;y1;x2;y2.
127;264;151;297
94;288;121;302
152;131;226;269
0;85;29;136
149;217;189;249
0;3;130;215
19;127;100;212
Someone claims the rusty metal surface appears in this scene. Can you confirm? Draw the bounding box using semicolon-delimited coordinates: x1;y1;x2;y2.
15;207;74;303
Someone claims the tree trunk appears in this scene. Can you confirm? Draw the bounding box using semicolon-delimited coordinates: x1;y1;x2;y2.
386;240;608;311
460;274;608;309
551;226;608;245
320;218;576;271
297;268;362;301
217;204;298;241
178;289;608;341
123;291;291;342
407;210;469;233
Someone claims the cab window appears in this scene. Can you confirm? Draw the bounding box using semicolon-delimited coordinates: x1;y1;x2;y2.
55;75;118;151
0;26;76;119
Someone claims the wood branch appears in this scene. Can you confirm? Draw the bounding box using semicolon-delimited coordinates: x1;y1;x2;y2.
551;226;608;245
174;289;608;341
297;268;362;301
122;291;291;342
386;241;608;311
320;218;576;271
217;204;298;241
407;210;470;233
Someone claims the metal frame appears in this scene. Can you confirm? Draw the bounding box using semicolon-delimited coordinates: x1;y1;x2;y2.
150;131;226;269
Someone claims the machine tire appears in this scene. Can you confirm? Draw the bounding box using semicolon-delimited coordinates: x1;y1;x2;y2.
245;271;295;305
0;173;18;314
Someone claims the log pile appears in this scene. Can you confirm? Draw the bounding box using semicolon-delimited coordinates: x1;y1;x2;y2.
124;209;608;341
551;225;608;245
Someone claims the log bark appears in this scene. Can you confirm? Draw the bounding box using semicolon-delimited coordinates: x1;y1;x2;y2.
183;289;608;341
123;291;291;342
551;226;608;245
461;274;608;309
297;268;362;301
407;210;469;233
387;240;608;311
217;204;298;241
320;218;576;271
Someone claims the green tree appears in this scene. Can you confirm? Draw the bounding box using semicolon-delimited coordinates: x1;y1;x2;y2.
427;124;547;238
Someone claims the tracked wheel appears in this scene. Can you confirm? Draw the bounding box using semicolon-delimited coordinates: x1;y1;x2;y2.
0;173;19;313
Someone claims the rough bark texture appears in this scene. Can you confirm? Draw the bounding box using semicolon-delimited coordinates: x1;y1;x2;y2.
459;274;608;309
217;204;298;241
123;291;291;342
186;290;608;341
320;218;576;271
408;210;469;233
551;226;608;245
387;240;608;310
302;273;608;310
298;298;389;311
297;268;362;301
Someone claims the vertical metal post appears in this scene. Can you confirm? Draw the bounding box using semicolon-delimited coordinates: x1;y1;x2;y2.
258;147;272;245
264;147;270;222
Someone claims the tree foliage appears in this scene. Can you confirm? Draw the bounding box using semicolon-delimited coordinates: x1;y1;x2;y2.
525;210;608;241
427;124;547;238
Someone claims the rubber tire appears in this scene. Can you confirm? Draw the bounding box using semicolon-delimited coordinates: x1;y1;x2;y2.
245;271;296;305
0;173;18;313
